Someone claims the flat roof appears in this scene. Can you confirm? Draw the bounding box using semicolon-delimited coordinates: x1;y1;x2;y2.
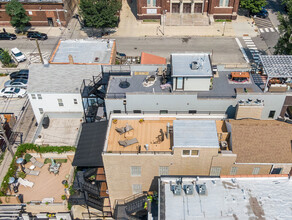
160;176;291;219
50;39;115;64
171;53;212;77
72;121;108;167
228;119;292;163
173;120;219;148
259;55;292;78
27;64;101;94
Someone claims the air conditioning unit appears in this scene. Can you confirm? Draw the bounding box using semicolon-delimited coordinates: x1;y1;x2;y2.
197;184;207;195
183;185;194;195
171;184;181;195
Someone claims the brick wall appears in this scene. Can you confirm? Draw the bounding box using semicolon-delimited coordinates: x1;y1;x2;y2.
0;0;77;27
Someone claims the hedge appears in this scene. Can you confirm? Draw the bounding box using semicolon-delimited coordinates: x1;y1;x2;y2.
0;144;75;196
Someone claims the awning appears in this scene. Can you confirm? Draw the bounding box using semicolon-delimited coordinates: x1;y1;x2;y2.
72;121;108;167
231;72;250;79
140;52;167;65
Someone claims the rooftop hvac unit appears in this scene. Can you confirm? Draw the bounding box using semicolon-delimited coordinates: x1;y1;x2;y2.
191;61;199;70
197;184;207;195
183;185;194;195
171;184;182;196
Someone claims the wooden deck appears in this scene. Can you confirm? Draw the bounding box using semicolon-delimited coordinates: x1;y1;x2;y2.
107;119;173;152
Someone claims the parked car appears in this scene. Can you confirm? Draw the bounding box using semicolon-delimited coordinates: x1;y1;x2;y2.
11;48;26;62
10;69;29;80
0;32;17;40
27;31;48;40
4;78;28;88
253;8;269;18
0;87;26;98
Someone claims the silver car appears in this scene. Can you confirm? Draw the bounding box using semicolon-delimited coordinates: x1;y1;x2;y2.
4;78;28;88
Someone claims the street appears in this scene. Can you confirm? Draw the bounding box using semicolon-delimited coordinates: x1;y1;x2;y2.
113;37;246;64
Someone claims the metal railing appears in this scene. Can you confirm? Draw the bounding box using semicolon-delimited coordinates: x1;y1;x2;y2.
110;110;226;115
104;151;173;155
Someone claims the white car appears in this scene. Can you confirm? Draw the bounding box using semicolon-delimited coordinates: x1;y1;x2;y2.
11;48;26;62
0;87;27;98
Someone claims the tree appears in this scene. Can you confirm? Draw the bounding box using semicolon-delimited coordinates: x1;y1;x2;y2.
0;50;12;66
79;0;122;28
240;0;267;14
5;0;30;32
274;0;292;55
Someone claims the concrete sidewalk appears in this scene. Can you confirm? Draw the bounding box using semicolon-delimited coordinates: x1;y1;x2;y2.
3;26;64;37
110;0;258;38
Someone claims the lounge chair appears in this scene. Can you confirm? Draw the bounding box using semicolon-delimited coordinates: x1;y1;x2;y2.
18;177;34;188
115;124;133;135
118;138;138;147
24;168;39;176
30;157;44;168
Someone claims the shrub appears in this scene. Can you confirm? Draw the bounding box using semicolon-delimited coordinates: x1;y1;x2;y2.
17;171;26;179
67;201;72;210
24;153;32;162
61;195;66;200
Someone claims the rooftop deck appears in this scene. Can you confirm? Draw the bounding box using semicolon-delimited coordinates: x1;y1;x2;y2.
106;118;174;152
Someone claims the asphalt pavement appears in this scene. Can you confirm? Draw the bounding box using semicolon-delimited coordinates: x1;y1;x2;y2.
113;37;246;64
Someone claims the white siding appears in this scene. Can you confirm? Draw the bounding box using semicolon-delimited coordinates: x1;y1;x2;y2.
183;77;210;91
29;93;83;123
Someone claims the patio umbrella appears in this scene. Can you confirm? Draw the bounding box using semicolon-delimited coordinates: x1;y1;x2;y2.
16;158;24;172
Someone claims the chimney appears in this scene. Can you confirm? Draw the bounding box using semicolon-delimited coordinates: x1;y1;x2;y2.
68;55;74;64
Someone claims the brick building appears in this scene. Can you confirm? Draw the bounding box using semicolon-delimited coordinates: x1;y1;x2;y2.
137;0;240;23
0;0;77;27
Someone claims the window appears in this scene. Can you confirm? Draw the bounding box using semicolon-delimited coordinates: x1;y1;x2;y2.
147;0;156;7
74;99;78;104
37;94;42;99
210;167;221;176
31;94;36;99
182;150;199;156
113;110;121;113
252;167;260;175
159;166;169;176
176;77;184;90
131;166;141;176
189;110;197;114
58;99;64;107
219;0;229;7
132;184;142;194
39;108;44;114
230;167;238;175
133;110;142;114
271;168;282;174
160;110;168;114
268;110;276;118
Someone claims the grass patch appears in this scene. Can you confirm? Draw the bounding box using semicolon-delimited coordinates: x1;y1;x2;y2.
0;151;6;166
0;144;75;196
0;73;8;77
44;158;67;164
2;63;18;68
143;19;160;23
215;19;232;22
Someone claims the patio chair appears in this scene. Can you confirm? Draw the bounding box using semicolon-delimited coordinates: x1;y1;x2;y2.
29;170;40;176
118;138;138;147
115;124;133;135
30;157;44;168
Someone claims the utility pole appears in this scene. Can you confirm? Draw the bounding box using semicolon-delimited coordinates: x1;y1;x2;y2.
0;118;14;157
35;39;44;64
222;22;226;36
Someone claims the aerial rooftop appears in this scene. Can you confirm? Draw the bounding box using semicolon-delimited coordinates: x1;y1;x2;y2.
228;119;292;163
27;64;101;94
160;176;292;219
173;120;219;148
171;53;212;77
49;39;115;64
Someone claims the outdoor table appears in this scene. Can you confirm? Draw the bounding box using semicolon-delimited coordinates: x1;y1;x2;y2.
29;165;36;170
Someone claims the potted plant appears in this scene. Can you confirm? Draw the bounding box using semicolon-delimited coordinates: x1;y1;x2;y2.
139;119;144;123
113;119;118;124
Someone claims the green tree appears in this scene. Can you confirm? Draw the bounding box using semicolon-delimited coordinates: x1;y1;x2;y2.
240;0;267;14
80;0;122;28
5;0;30;32
0;50;12;66
274;0;292;54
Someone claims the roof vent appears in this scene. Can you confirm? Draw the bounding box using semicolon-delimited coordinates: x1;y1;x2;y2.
183;185;194;195
191;61;199;70
119;80;130;89
171;184;182;195
197;184;207;195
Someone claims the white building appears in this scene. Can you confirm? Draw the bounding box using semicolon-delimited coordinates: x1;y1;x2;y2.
27;64;101;123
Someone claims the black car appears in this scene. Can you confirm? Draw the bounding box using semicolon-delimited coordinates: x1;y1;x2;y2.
0;32;17;40
10;69;29;80
27;31;48;40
